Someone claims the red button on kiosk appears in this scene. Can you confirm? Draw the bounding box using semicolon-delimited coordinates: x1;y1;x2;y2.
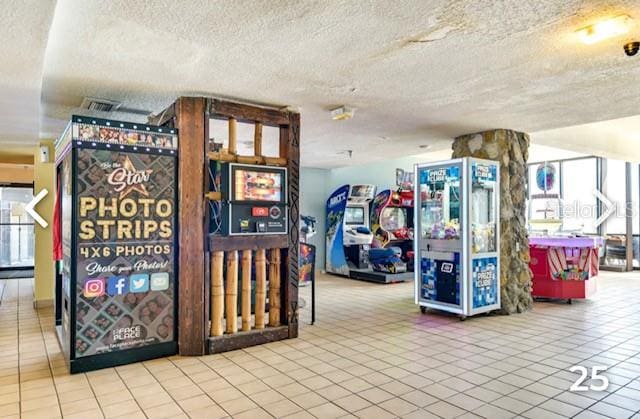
252;207;269;217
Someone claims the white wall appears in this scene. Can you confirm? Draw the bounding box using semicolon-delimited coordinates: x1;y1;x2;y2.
300;168;330;269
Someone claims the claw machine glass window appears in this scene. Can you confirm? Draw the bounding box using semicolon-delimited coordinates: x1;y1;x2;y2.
419;166;461;241
471;164;497;253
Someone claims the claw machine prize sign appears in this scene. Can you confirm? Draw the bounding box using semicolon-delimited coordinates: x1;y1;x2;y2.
75;148;177;357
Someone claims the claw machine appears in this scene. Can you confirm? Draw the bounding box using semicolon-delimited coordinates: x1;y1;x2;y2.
414;158;500;319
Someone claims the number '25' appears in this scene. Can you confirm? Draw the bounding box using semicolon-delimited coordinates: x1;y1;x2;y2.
570;366;609;392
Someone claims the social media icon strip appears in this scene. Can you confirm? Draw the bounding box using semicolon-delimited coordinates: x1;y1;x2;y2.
107;276;129;296
83;278;105;298
129;274;149;293
150;272;170;291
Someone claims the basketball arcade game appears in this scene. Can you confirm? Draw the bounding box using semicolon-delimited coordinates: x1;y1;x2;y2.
415;158;500;319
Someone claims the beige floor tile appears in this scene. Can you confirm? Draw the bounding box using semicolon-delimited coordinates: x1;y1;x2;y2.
4;274;640;419
64;408;105;419
233;407;274;418
218;395;258;415
308;402;349;418
522;407;569;419
264;398;303;417
144;401;187;419
491;396;534;415
424;400;467;419
186;404;229;419
178;394;217;412
103;399;143;418
251;389;287;405
446;392;485;411
289;391;328;409
421;383;459;399
20;406;62;419
588;401;635;419
474;404;516;419
333;393;372;413
20;394;59;412
283;410;315;419
60;397;101;415
316;385;352;401
135;392;174;409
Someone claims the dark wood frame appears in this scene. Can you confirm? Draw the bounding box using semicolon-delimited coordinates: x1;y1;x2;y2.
152;97;300;355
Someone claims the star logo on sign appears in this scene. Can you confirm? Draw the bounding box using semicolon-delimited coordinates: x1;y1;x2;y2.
107;156;153;198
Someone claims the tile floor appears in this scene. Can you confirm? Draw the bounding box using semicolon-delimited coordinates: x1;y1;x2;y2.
1;271;640;418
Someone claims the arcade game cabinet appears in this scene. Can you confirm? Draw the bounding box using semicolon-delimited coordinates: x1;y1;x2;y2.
325;184;375;277
364;182;415;283
415;158;500;319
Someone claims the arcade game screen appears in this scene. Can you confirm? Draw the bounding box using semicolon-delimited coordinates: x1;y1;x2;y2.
234;169;283;202
345;207;365;225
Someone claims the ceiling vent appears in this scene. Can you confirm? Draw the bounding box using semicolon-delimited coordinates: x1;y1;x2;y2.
80;97;122;113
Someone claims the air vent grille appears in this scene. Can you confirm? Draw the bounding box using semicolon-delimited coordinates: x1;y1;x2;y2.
80;97;122;113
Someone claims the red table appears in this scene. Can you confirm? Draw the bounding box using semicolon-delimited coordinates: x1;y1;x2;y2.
529;236;603;301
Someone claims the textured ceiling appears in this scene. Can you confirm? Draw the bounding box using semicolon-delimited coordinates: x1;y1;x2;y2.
3;1;640;168
0;0;55;146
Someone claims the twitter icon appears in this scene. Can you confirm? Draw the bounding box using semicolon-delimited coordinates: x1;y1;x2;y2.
129;274;149;293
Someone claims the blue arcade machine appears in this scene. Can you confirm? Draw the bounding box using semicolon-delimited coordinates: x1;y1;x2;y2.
325;185;376;277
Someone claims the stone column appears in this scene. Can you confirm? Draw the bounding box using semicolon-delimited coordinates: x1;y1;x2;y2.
452;130;533;313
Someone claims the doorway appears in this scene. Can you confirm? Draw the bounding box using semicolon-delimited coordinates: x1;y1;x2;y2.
0;185;35;278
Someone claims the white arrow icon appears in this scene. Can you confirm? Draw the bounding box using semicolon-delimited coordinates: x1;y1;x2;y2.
26;189;49;228
594;189;615;228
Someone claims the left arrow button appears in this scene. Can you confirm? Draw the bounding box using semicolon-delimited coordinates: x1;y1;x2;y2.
26;189;49;228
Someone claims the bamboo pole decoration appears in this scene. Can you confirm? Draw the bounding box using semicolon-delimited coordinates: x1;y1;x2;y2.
228;117;237;155
225;251;238;334
269;248;281;327
254;122;263;157
241;250;252;332
210;251;224;337
255;249;267;329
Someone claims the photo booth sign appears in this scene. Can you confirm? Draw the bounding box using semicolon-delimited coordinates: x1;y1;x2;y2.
55;116;179;372
75;149;177;357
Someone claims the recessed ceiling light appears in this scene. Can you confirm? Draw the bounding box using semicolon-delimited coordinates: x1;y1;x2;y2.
576;15;632;45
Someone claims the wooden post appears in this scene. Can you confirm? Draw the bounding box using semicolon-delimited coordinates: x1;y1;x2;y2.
176;97;207;355
255;249;267;329
254;122;263;157
282;113;301;338
210;251;224;337
225;251;238;334
241;250;252;332
269;249;281;326
228;117;237;155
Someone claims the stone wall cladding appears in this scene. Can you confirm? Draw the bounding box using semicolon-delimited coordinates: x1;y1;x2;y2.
452;129;533;313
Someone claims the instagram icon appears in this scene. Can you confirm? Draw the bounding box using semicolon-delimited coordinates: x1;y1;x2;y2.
83;278;105;298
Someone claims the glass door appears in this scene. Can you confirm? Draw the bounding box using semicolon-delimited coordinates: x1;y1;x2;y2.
0;186;35;269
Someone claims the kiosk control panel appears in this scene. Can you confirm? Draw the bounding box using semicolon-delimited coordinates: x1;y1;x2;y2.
221;163;288;235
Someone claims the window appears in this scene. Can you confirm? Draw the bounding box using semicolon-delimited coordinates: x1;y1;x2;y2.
561;158;598;234
602;159;627;235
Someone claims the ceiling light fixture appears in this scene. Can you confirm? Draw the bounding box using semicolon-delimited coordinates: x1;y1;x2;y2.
330;106;355;121
576;15;632;45
624;41;639;56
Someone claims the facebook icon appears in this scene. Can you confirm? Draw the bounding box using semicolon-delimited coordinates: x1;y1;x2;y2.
107;276;129;296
